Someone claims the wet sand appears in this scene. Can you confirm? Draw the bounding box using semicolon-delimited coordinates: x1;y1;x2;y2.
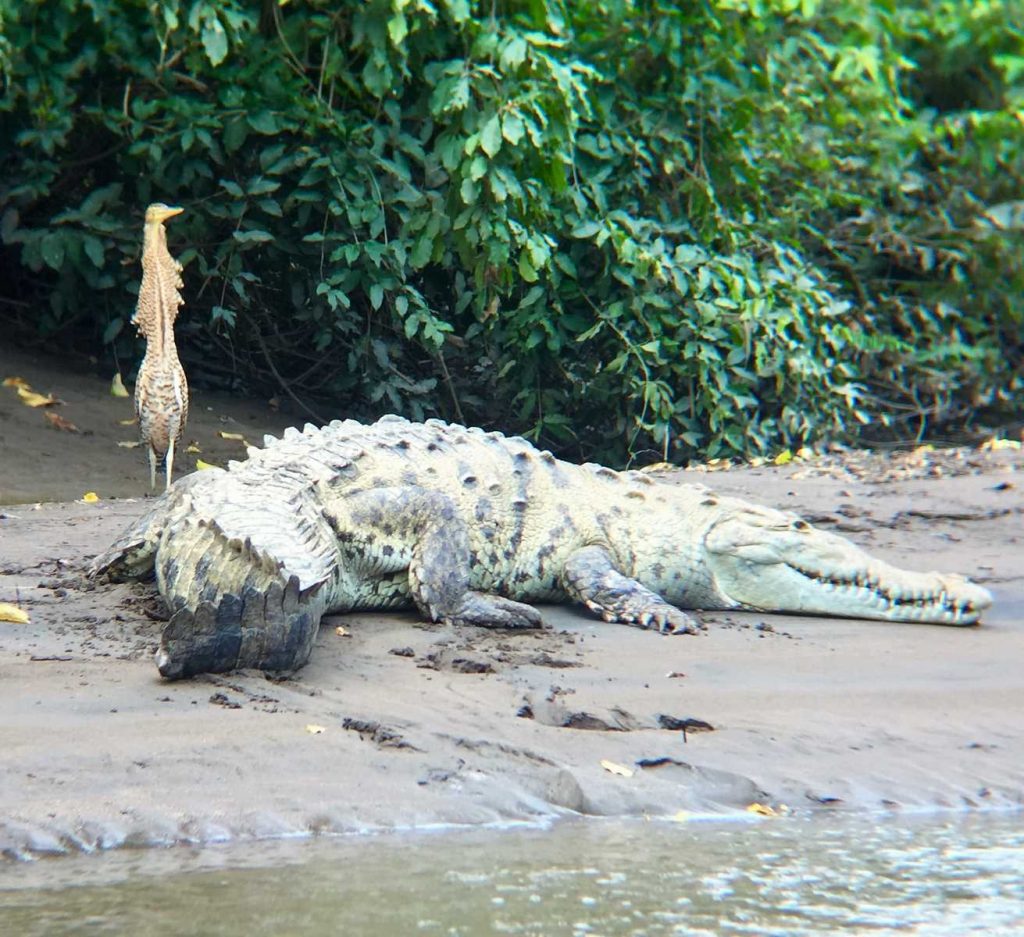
1;347;1022;860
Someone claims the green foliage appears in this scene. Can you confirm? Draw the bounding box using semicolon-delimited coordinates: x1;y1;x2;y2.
1;0;1020;464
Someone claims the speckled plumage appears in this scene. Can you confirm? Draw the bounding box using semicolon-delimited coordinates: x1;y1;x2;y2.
91;416;992;679
133;203;188;491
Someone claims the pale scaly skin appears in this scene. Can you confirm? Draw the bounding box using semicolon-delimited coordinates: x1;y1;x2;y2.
132;203;188;491
90;416;993;680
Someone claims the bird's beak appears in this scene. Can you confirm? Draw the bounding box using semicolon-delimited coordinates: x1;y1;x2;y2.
157;206;185;221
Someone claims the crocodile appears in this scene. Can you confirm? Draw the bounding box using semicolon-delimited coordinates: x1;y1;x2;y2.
90;416;992;679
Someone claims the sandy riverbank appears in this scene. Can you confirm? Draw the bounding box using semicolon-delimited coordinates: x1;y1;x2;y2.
1;347;1022;860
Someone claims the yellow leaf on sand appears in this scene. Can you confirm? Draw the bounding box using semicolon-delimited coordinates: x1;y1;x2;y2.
0;602;30;624
600;759;634;778
81;492;100;503
117;440;142;449
195;459;218;470
335;626;350;637
981;437;1022;451
773;449;793;466
110;373;129;397
746;802;778;817
2;376;30;388
17;386;58;407
305;724;326;735
118;417;138;426
218;431;245;441
186;443;202;454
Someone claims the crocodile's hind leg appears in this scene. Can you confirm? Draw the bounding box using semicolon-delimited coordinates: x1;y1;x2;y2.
340;487;543;630
561;545;702;635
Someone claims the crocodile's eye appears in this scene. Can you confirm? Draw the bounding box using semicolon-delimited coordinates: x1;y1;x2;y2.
792;519;810;531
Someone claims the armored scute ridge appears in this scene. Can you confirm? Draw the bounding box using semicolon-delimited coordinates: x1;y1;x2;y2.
90;416;993;679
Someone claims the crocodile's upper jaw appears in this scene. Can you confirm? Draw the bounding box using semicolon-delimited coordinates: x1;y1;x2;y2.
704;508;992;625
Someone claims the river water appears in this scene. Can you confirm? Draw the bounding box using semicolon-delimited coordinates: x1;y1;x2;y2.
2;812;1023;935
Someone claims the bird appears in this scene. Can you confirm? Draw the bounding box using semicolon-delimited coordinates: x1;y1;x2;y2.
132;203;188;491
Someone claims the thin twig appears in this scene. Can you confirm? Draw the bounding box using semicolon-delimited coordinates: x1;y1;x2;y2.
253;328;329;424
436;348;465;424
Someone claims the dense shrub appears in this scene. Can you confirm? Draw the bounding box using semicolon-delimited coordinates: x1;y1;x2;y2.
1;0;1021;463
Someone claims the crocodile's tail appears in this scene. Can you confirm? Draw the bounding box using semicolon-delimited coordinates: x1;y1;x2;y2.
156;576;325;679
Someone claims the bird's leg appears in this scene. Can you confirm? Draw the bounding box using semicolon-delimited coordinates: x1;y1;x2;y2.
165;437;175;491
148;446;158;491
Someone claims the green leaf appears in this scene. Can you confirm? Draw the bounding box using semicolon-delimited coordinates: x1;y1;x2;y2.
480;115;503;158
248;111;280;135
469;155;488;181
41;233;64;270
518;252;538;283
502;112;525;146
460;176;478;204
258;198;283;217
82;235;105;268
387;13;408;45
500;36;528;71
233;230;273;243
102;317;123;344
571;221;602;239
201;18;229;67
369;283;384;310
410;235;434;268
442;0;470;21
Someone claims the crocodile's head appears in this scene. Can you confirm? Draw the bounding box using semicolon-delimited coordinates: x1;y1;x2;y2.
704;505;992;625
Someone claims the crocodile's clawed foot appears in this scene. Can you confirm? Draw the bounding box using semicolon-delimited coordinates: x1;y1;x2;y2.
591;599;703;635
447;592;545;630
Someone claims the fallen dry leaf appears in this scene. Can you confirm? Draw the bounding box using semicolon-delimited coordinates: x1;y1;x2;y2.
117;440;142;449
774;449;793;466
110;373;129;397
17;385;59;407
81;492;100;503
218;431;245;441
600;759;634;778
44;411;79;432
305;724;326;735
186;443;202;454
195;458;218;470
335;626;350;637
981;437;1022;451
118;417;137;426
2;376;30;388
0;602;30;624
746;802;779;817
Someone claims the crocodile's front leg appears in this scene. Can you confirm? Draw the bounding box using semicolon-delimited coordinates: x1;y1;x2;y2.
561;545;702;635
339;487;544;630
